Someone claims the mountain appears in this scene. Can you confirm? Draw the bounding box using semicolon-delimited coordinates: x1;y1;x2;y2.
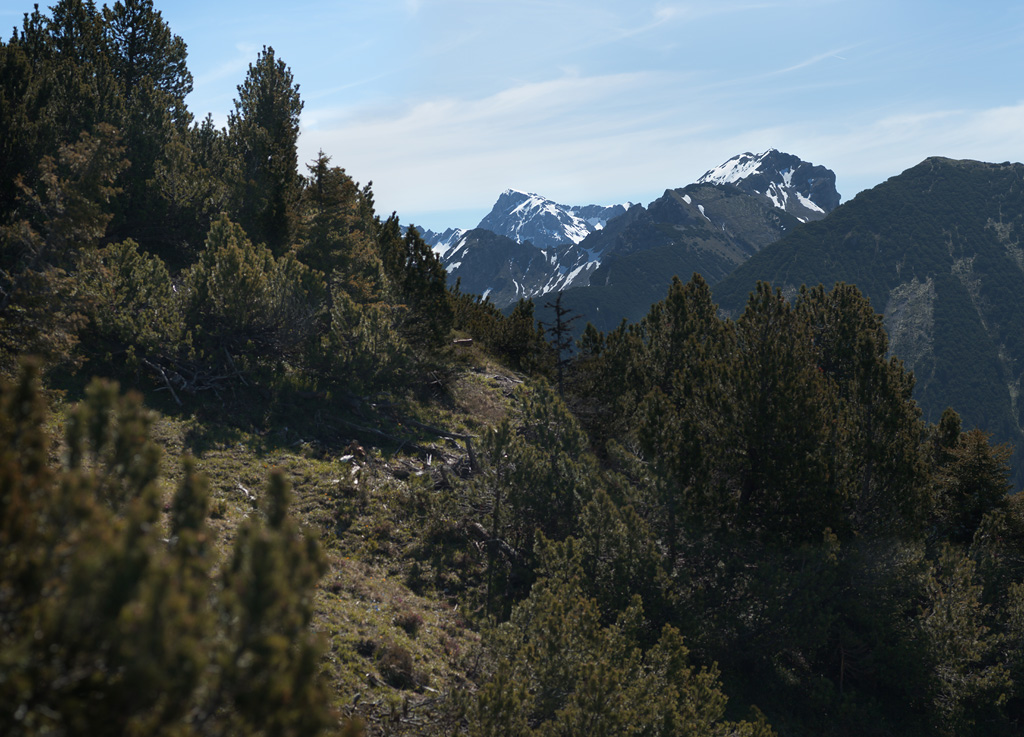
551;150;841;331
416;191;632;306
477;189;634;250
421;150;840;319
696;149;841;222
436;228;602;305
712;156;1024;483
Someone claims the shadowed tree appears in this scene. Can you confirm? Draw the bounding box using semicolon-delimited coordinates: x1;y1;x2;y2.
228;45;303;255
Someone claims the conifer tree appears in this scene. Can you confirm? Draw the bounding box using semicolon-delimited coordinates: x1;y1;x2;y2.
468;540;775;737
102;0;192;121
540;290;580;396
795;283;927;537
918;545;1011;736
0;123;126;367
39;0;123;147
933;428;1013;545
0;32;49;224
474;383;596;615
378;214;453;350
729;281;836;545
0;362;335;736
228;45;303;255
184;213;326;371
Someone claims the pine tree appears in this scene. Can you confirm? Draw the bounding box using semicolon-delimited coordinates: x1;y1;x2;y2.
540;290;580;396
228;45;303;255
378;214;453;351
918;545;1011;736
795;283;927;537
933;428;1013;545
101;0;192;121
729;281;836;545
184;213;326;371
0;123;127;367
468;541;775;737
0;362;335;736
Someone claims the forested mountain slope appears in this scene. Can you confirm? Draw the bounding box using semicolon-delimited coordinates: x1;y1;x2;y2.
548;150;840;333
714;157;1024;484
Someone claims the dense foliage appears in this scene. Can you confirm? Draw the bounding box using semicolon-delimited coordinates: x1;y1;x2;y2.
562;275;1024;736
0;362;332;736
3;3;1024;737
712;158;1024;485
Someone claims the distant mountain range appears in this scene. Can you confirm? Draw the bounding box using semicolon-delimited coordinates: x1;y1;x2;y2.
415;149;840;319
415;150;1024;483
412;190;636;305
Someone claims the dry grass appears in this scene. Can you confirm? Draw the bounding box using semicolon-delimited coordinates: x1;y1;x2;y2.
128;363;515;731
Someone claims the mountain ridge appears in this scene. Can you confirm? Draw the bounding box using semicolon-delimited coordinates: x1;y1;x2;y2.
420;150;840;314
712;155;1024;483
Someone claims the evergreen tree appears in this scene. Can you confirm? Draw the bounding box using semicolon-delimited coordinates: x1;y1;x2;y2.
101;0;191;122
473;383;596;615
795;283;928;537
918;545;1011;736
228;45;303;255
0;123;126;368
729;281;836;545
184;214;326;371
40;0;123;147
0;362;335;736
468;541;775;737
540;290;580;396
0;30;49;225
933;428;1013;545
378;214;453;351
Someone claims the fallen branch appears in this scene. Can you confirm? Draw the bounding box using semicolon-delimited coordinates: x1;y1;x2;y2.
398;418;478;472
142;357;182;406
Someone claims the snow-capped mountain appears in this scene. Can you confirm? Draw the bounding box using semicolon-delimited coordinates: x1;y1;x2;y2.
697;149;840;223
415;191;632;305
552;150;840;329
420;228;466;260
417;150;839;312
436;228;602;306
477;189;635;250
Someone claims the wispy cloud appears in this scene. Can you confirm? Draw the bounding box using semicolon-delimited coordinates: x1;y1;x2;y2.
192;43;261;88
769;45;859;76
301;68;1024;231
741;103;1024;199
653;0;838;24
299;70;707;221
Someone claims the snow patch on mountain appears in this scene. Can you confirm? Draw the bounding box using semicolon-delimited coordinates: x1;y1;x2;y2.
477;189;635;250
699;152;767;186
697;149;840;220
429;228;467;261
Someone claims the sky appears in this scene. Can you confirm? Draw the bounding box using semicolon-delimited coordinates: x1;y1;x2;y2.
10;0;1021;232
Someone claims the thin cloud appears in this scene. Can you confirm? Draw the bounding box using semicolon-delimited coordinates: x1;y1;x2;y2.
770;45;859;76
192;43;261;88
301;85;1024;230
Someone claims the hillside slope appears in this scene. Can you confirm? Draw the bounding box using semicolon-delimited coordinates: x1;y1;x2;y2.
714;157;1024;481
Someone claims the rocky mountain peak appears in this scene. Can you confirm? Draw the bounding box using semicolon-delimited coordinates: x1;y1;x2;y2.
697;149;840;222
476;190;634;250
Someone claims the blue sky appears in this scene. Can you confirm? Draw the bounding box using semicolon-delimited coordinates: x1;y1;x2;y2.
10;1;1022;232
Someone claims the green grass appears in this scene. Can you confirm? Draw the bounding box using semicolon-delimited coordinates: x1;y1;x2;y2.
116;359;526;730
